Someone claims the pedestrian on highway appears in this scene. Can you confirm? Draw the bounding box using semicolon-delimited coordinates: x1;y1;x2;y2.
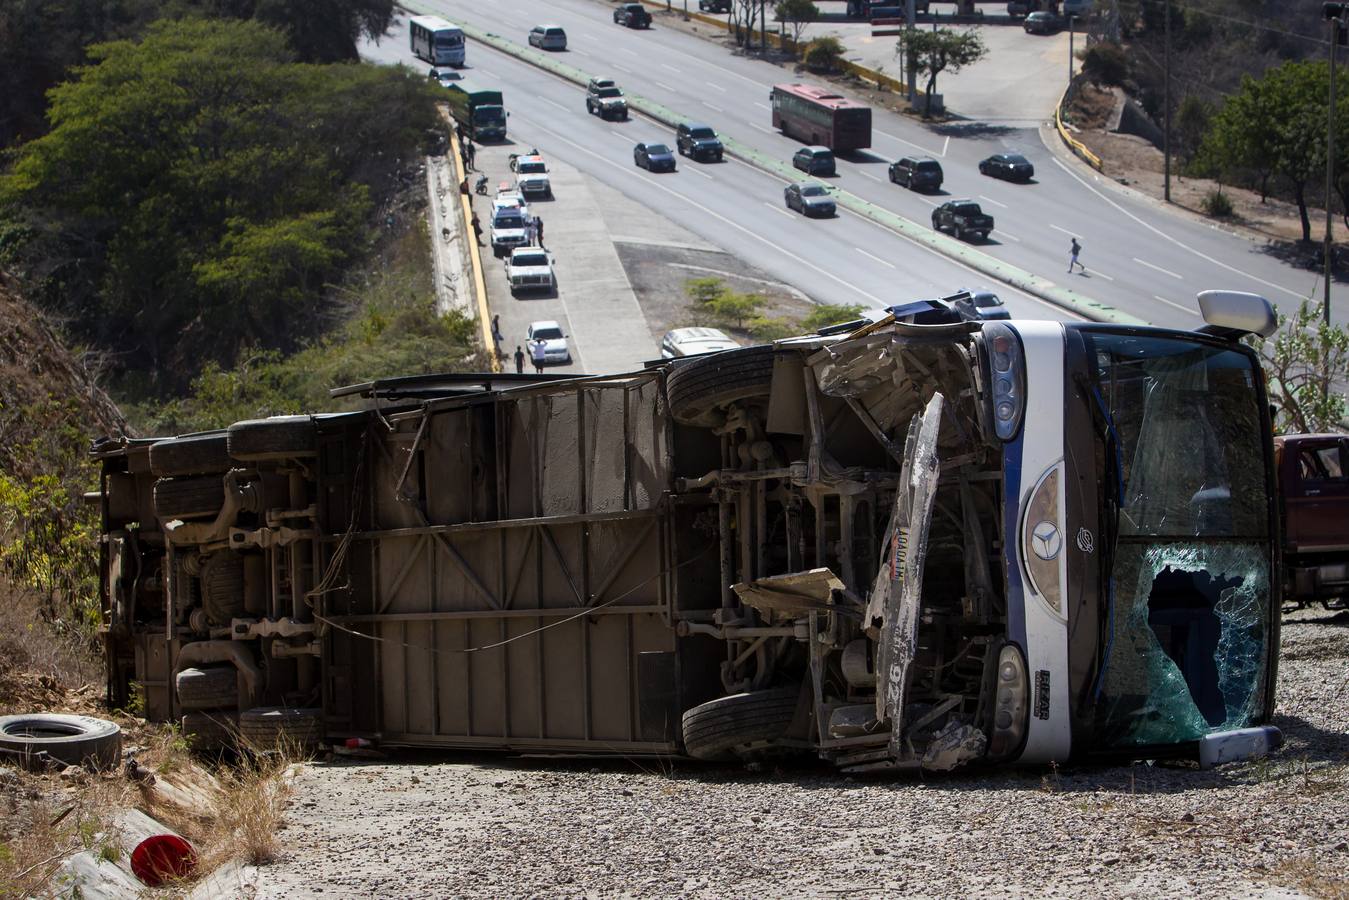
471;212;483;245
535;216;544;249
530;338;547;374
459;176;470;196
465;140;476;171
514;345;525;374
1068;237;1084;274
491;314;504;357
456;122;467;144
526;217;538;246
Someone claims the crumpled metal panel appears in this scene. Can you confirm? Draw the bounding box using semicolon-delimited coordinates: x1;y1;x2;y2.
873;393;944;744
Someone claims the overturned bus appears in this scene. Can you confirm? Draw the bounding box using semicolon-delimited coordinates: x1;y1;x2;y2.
95;291;1282;772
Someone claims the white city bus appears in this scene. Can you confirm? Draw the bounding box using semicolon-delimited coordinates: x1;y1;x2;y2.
409;15;465;68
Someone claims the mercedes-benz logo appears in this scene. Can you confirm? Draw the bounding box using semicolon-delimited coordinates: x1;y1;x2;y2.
1031;521;1062;560
1076;527;1095;554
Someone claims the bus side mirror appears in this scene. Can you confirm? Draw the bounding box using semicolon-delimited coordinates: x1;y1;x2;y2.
1196;290;1277;339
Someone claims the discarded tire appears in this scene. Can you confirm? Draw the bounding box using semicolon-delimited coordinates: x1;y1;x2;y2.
175;666;239;711
227;416;317;461
238;706;322;752
680;687;800;761
181;711;239;752
666;344;775;427
0;713;122;771
200;553;246;624
148;433;233;477
153;476;224;520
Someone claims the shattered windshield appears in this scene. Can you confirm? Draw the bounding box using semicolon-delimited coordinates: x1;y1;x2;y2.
1083;332;1272;749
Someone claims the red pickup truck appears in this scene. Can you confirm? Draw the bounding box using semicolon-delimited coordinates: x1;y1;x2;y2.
1276;433;1349;608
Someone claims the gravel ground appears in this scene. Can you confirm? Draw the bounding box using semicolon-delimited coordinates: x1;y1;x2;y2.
253;609;1349;899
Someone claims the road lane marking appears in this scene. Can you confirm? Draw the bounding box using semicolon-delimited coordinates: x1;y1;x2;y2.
859;171;885;182
979;195;1008;209
525;120;884;303
764;201;796;220
996;231;1021;243
661;63;681;73
613;64;632;73
1085;268;1115;281
655;81;675;92
702;101;724;112
1133;257;1183;279
609;130;629;140
1051;157;1303;300
1050;224;1077;236
474;67;499;80
942;136;949;157
856;248;896;269
541;98;570;113
705;82;727;92
621;47;639;56
874;129;941;158
1154;295;1201;316
751;123;773;133
754;102;770;110
683;166;712;179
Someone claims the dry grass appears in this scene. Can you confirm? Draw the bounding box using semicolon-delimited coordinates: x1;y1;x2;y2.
0;773;132;897
0;583;101;717
1271;855;1349;900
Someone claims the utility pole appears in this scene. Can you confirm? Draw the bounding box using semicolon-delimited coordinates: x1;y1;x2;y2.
1325;3;1344;325
906;0;917;105
1163;0;1171;203
1068;14;1075;86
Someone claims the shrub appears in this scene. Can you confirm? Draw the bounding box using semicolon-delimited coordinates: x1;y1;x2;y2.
804;36;845;73
1201;189;1234;218
801;303;865;332
1079;43;1128;87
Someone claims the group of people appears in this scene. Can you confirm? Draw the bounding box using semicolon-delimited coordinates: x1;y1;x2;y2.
491;315;550;374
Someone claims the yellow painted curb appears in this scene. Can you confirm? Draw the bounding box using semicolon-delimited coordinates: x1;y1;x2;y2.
1055;85;1102;171
442;106;500;373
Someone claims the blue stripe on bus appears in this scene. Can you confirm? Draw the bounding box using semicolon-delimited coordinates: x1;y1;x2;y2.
1003;433;1026;648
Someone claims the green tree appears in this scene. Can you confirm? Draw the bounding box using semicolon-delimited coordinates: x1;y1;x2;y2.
0;18;439;390
707;292;765;330
895;27;987;119
1250;301;1348;434
208;0;395;62
803;35;844;73
774;0;818;48
801;303;865;331
1078;42;1127;88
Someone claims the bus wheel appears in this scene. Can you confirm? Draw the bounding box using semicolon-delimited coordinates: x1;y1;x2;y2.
681;688;801;761
665;344;775;427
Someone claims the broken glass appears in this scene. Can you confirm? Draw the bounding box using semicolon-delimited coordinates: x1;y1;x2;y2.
1093;541;1269;748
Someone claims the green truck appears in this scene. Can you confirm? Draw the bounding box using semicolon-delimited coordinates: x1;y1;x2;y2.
445;82;507;142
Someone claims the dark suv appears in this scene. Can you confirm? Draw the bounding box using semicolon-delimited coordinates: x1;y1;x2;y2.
699;0;732;10
676;123;724;162
614;3;652;27
888;156;943;191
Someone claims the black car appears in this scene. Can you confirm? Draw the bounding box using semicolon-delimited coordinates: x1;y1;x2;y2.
634;142;676;172
614;3;652;27
888;156;943;191
676;123;724;162
1023;10;1062;33
699;0;732;10
979;153;1035;182
931;200;994;242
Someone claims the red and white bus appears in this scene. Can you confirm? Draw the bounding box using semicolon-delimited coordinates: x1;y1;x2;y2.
770;83;872;151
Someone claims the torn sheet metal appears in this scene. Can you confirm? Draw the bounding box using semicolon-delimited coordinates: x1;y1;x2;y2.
922;721;987;771
874;393;944;745
733;568;845;616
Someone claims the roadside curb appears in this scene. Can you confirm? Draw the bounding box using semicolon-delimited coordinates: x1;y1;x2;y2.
443;108;500;372
1054;82;1103;171
413;5;1144;325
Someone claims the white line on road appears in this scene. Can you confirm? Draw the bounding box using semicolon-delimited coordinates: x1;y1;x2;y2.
621;48;639;56
702;101;724;112
1050;224;1077;237
1051;156;1304;301
661;63;681;73
1133;257;1183;279
613;64;632;74
942;136;950;157
764;201;796;220
474;68;499;80
754;102;770;110
751;123;773;133
1154;295;1201;316
1085;268;1115;281
997;231;1021;243
912;195;939;208
572;48;590;57
859;171;885;183
609;130;628;140
524;120;885;304
541;98;570;113
655;81;675;91
856;248;896;269
979;195;1008;209
874;129;941;159
705;82;727;92
683;166;712;179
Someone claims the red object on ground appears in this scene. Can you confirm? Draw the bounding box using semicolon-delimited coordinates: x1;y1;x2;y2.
130;834;198;886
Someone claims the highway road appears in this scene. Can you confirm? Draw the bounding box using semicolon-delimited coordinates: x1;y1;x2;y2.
389;0;1335;330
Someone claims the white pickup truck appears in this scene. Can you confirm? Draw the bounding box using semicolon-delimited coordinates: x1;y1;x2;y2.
505;246;555;294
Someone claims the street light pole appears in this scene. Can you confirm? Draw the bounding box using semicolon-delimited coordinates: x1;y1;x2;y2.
1163;0;1171;203
1068;14;1074;86
1326;6;1342;326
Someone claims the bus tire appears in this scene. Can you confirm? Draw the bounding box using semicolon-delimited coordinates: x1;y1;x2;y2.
176;666;239;711
681;688;800;761
182;711;238;752
0;713;122;771
665;344;775;427
239;707;322;752
153;476;224;520
227;416;317;461
149;433;233;477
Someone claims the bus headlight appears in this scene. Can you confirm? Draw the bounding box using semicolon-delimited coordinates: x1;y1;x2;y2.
988;643;1029;759
983;323;1025;441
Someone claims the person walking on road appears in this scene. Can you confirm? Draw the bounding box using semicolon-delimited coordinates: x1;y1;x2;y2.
530;338;547;374
471;212;483;245
1068;237;1084;274
513;345;525;374
465;140;476;171
491;314;504;358
534;216;544;249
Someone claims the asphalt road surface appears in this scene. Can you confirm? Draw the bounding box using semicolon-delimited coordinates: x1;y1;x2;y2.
391;0;1334;329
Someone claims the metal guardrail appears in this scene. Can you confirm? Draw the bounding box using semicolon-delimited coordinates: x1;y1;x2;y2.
1055;82;1103;171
